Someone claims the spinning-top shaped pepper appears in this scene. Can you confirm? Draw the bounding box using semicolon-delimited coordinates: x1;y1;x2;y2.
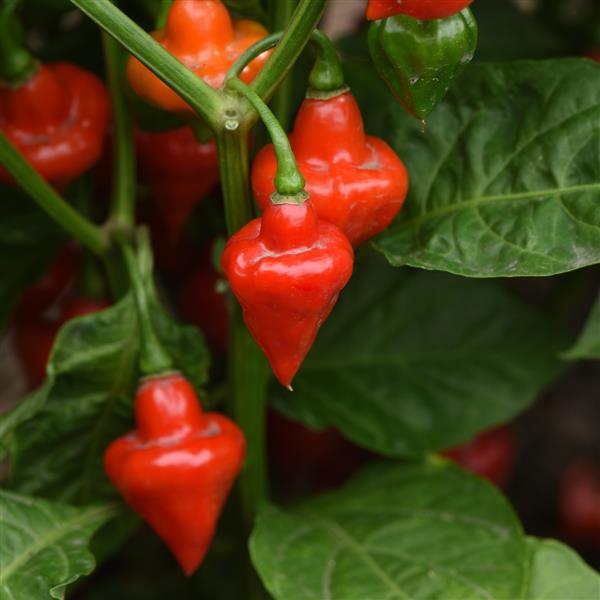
367;0;474;21
104;373;245;575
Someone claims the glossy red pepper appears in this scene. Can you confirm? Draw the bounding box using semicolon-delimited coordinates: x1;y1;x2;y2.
443;425;517;487
16;246;79;317
136;127;220;240
366;0;474;20
268;410;372;492
127;0;271;113
222;200;353;388
13;295;109;387
179;262;229;355
559;461;600;546
0;63;110;188
251;92;408;246
104;373;245;575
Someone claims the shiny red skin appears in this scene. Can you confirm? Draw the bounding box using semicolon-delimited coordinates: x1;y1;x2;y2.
104;373;245;575
0;63;110;189
559;462;600;546
136;127;220;240
222;201;354;387
179;266;229;354
252;92;408;246
16;246;79;316
13;296;109;387
366;0;474;20
268;410;371;491
443;425;517;487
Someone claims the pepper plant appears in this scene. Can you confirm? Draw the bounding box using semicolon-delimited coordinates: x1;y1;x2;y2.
1;0;600;598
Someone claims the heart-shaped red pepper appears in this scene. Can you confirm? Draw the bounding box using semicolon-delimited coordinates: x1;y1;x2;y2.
222;200;353;388
251;92;408;247
104;373;245;575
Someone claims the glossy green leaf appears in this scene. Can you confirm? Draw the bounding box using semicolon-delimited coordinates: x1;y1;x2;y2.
0;291;209;502
348;59;600;277
273;257;562;456
525;537;600;599
251;459;527;600
0;490;117;599
563;290;600;360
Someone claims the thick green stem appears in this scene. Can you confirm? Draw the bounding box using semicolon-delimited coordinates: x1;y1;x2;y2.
251;0;327;103
102;32;136;229
0;0;37;84
0;133;107;255
119;231;173;376
269;0;297;130
70;0;223;132
226;78;304;196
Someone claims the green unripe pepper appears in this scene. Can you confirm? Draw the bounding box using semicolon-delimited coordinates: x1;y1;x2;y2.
368;9;478;120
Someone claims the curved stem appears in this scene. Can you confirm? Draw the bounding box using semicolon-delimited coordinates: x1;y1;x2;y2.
0;132;107;255
251;0;328;103
119;231;173;376
102;32;136;229
0;0;36;84
70;0;223;132
226;78;304;196
308;29;346;93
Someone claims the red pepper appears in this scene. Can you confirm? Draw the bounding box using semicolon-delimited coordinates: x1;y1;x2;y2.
16;246;79;317
366;0;474;21
104;373;245;575
127;0;271;114
584;50;600;63
179;261;229;355
443;425;517;487
13;295;109;387
0;63;110;189
559;461;600;546
222;200;353;388
136;127;220;240
251;92;408;247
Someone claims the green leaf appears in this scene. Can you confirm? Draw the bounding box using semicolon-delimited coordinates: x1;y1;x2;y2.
273;257;562;456
250;459;527;600
525;537;600;599
348;59;600;277
1;291;209;502
563;290;600;360
0;186;64;328
0;490;117;599
224;0;266;21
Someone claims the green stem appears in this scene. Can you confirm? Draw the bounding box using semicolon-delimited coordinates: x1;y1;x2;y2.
119;231;173;376
269;0;297;130
308;29;346;94
70;0;223;132
217;121;253;235
102;32;136;229
251;0;328;102
0;0;37;84
226;78;305;196
0;133;107;255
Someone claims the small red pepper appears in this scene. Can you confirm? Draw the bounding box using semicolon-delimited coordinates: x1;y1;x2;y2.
443;425;517;488
0;63;110;189
222;200;353;388
366;0;474;21
559;461;600;546
251;92;408;246
179;261;229;355
104;373;245;575
127;0;271;113
136;127;220;240
13;295;109;387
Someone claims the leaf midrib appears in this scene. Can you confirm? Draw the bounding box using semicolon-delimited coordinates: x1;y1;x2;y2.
390;182;600;234
0;503;116;586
